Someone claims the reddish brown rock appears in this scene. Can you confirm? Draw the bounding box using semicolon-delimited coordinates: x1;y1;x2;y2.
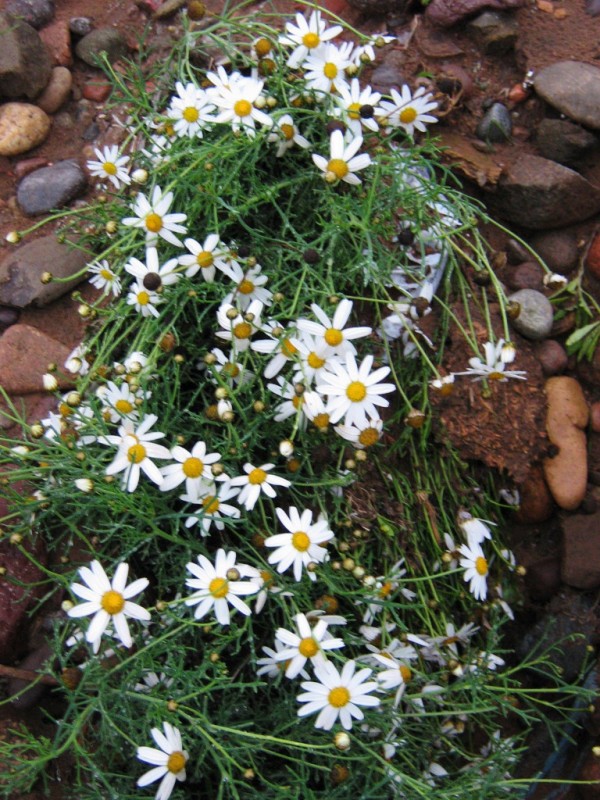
507;261;544;291
81;81;111;102
38;20;72;66
516;465;554;523
535;339;568;376
524;554;561;602
425;0;526;27
0;324;74;394
586;229;600;282
562;510;600;589
591;402;600;433
14;157;48;180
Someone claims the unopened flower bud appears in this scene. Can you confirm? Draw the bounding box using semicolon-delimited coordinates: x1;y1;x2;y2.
42;373;58;391
75;478;94;493
131;168;149;185
279;439;294;457
334;732;351;751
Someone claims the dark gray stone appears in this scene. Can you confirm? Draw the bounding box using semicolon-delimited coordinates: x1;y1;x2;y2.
17;160;87;216
476;102;512;142
5;0;54;29
75;28;128;67
68;16;93;37
0;234;89;308
0;12;52;99
425;0;525;27
534;61;600;130
536;118;598;167
468;10;518;55
508;288;554;340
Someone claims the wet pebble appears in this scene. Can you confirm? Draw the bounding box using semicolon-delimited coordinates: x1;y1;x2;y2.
5;0;55;29
535;339;568;376
534;61;600;130
35;66;72;114
529;230;579;275
507;261;544;291
82;80;111;102
14;156;47;179
17;159;87;217
536;118;598;167
505;237;530;264
75;27;129;66
0;12;53;98
69;16;93;37
476;102;512;142
39;19;72;66
0;103;51;157
508;288;554;340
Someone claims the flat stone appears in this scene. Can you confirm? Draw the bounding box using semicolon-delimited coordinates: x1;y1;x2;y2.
152;0;187;18
562;510;600;589
0;103;51;156
506;261;544;291
534;61;600;130
39;19;72;66
0;324;73;393
4;0;54;29
35;65;72;113
0;12;53;98
485;154;600;229
17;159;87;216
75;28;129;67
508;288;554;340
425;0;525;27
537;118;598;167
0;234;89;308
528;230;579;274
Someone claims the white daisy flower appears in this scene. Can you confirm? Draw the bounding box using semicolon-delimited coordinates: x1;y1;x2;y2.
373;650;416;706
88;260;121;296
97;380;149;423
178;234;230;281
378;85;438;137
126;281;162;318
184;548;260;625
297;659;379;730
316;352;395;427
360;559;416;624
429;374;455;396
297;298;372;356
302;390;334;432
134;671;174;693
65;344;90;375
312;130;372;185
279;10;343;68
208;72;272;136
257;639;307;679
220;261;273;310
265;505;334;581
160;441;223;499
86;145;130;189
167;80;216;138
182;482;241;535
136;722;188;800
457;512;494;547
141;133;174;167
206;347;253;387
275;612;344;678
267;113;311;157
335;79;382;135
229;462;291;511
350;33;395;67
267;376;307;426
67;560;150;651
303;41;353;95
216;300;264;353
125;247;181;291
459;542;489;601
122;185;187;247
455;339;527;382
292;333;339;386
334;417;383;449
100;413;170;492
251;322;301;378
250;568;293;614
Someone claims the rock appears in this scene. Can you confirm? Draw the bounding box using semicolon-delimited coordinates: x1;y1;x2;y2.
585;229;600;282
152;0;188;18
534;61;600;130
17;159;87;217
591;402;600;433
515;465;554;523
562;510;600;589
505;237;530;265
369;51;407;94
543;376;589;511
528;230;579;274
0;103;51;156
39;19;72;66
0;234;89;308
578;752;600;800
0;12;52;99
0;324;74;393
69;16;93;37
425;0;525;27
75;28;129;67
508;288;553;340
35;66;72;113
485;154;600;229
14;156;47;179
0;306;19;331
536;118;598;167
476;102;512;142
535;339;568;376
524;555;561;602
81;81;111;102
506;261;543;291
467;10;518;54
5;0;54;28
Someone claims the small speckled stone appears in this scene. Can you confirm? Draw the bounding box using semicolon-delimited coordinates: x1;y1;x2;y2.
69;16;93;37
476;102;512;142
0;103;51;156
508;288;554;340
17;159;87;216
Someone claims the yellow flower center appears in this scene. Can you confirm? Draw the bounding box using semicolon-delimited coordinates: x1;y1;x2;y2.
145;213;163;233
280;123;295;140
202;495;220;514
346;381;367;402
137;291;150;306
196;250;214;268
281;338;298;357
312;412;330;430
222;361;240;378
255;37;272;57
234;99;252;118
378;581;393;598
209;577;229;598
399;107;417;124
292;395;304;409
324;328;343;346
233;321;252;340
323;62;338;80
488;371;504;381
183;106;199;122
101;589;125;614
127;443;147;463
302;32;320;49
103;161;117;175
260;569;275;587
327;159;349;180
115;399;134;414
307;352;326;369
100;268;114;281
328;686;350;708
238;279;255;295
399;665;412;682
183;456;204;478
167;751;186;774
292;531;310;551
348;102;361;120
298;637;319;658
358;427;379;447
248;467;267;485
475;556;488;576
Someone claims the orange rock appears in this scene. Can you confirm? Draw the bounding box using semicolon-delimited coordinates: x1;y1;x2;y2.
516;465;554;523
543;377;589;510
508;83;529;104
553;7;568;17
537;0;554;11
